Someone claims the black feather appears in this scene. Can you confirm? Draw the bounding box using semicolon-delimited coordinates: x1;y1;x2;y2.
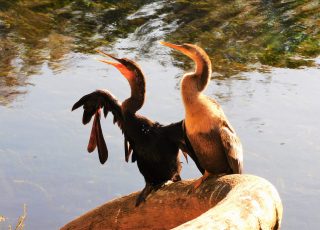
87;112;98;153
131;151;137;163
95;111;108;164
71;94;88;111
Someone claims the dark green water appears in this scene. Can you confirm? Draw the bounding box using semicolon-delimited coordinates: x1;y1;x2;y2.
0;0;319;229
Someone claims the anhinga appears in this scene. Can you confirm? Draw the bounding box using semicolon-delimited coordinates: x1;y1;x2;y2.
160;41;243;188
72;51;203;206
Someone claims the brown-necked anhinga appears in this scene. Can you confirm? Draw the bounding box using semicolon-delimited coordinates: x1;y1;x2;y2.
72;51;204;206
160;42;243;188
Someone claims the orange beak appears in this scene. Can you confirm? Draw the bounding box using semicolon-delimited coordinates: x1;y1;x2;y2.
159;41;186;52
159;41;193;58
160;41;202;65
96;50;133;80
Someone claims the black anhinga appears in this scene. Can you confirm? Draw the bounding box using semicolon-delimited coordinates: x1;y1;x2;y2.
72;51;203;205
160;42;243;188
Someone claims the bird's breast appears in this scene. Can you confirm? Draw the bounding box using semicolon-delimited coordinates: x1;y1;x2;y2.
184;97;222;134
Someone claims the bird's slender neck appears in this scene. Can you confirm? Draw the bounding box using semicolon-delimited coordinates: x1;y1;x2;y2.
180;50;212;115
194;52;211;92
181;51;211;100
122;72;146;114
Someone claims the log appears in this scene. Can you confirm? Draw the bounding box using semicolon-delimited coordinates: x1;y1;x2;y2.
61;174;282;230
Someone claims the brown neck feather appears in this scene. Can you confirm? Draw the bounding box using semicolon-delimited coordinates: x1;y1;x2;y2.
122;70;146;114
194;51;212;92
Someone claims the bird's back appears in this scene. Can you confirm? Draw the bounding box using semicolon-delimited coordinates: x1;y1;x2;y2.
123;112;181;184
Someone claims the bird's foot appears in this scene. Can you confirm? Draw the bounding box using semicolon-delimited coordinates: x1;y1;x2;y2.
193;177;204;189
135;186;153;207
135;183;163;207
193;170;211;189
135;193;147;207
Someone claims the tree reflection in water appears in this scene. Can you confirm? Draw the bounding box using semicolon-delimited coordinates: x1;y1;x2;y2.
0;0;319;105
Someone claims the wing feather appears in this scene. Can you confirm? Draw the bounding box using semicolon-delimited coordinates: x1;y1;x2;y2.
220;126;243;174
72;90;123;164
87;112;98;153
95;110;108;164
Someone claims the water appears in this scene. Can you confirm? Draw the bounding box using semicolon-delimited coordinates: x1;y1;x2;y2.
0;0;319;229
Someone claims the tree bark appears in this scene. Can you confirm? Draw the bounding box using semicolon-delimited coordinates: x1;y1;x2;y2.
61;174;282;230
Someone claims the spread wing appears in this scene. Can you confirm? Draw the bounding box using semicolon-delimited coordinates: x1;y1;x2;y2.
163;120;205;175
72;89;122;125
72;89;123;164
219;124;243;174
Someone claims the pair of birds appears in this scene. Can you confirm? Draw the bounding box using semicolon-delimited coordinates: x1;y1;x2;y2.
72;42;243;206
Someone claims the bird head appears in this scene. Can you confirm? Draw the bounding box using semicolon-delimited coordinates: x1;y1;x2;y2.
96;50;146;113
96;50;141;82
159;41;212;92
159;41;202;63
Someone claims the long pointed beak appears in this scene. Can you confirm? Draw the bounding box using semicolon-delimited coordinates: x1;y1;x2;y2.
159;41;188;55
96;50;123;68
97;59;119;66
160;41;202;65
96;50;133;79
96;50;120;61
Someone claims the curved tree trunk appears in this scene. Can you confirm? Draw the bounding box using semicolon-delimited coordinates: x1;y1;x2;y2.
61;174;282;230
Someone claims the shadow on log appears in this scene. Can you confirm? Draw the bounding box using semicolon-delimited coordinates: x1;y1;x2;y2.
61;174;282;230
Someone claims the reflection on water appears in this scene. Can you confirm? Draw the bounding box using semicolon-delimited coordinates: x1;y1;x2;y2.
0;0;319;105
0;0;320;229
0;0;155;105
164;0;320;74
